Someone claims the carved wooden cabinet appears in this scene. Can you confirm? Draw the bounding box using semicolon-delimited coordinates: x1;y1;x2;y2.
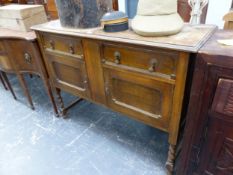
33;21;215;174
177;30;233;175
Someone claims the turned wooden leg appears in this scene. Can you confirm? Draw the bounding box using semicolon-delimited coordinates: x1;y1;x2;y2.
0;72;8;90
55;88;65;116
17;73;35;110
1;72;17;100
41;77;59;116
55;88;83;117
166;144;176;175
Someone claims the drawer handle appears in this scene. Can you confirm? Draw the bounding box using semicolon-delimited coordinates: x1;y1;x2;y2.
170;74;176;80
114;51;121;64
24;53;32;64
49;40;55;49
148;59;158;72
69;44;74;54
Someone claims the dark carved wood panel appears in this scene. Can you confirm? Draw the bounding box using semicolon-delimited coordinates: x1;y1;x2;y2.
212;79;233;117
216;139;233;173
176;31;233;175
196;119;233;175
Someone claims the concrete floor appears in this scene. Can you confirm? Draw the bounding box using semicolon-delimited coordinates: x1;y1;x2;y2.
0;75;168;175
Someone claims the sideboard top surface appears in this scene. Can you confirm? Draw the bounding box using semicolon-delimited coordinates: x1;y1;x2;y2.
199;30;233;57
32;20;217;53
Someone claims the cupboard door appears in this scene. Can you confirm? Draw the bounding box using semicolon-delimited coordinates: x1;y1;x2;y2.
195;119;233;175
45;52;90;98
194;79;233;175
103;67;174;131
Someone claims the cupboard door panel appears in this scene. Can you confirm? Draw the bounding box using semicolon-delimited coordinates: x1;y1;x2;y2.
45;52;90;98
104;67;174;131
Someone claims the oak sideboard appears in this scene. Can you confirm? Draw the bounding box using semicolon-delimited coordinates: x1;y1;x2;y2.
32;20;216;174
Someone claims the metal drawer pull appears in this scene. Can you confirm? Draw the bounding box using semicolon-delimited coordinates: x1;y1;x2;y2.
49;40;55;49
69;44;74;54
148;59;158;72
114;51;121;64
170;74;176;80
24;53;32;64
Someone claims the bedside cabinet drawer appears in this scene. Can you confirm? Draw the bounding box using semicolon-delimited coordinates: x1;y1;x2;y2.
42;33;84;59
103;67;174;131
3;40;39;72
102;43;179;79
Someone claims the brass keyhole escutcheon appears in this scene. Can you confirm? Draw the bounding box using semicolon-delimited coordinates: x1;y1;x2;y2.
24;53;32;64
148;59;158;72
69;44;74;54
114;51;121;64
49;40;55;49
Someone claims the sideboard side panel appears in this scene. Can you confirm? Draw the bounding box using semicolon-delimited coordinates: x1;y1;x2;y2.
83;40;106;104
169;52;190;145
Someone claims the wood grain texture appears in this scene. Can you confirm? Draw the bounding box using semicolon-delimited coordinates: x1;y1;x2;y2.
31;20;217;53
83;39;106;104
102;43;179;78
103;64;174;132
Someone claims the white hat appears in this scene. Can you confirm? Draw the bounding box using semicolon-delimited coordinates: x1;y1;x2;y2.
132;0;184;37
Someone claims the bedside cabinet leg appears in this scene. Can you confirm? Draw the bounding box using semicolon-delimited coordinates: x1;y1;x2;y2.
0;72;8;90
17;74;35;110
1;72;17;100
166;144;176;175
41;77;59;116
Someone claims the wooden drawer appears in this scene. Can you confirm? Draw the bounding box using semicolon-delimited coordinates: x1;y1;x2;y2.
42;33;84;58
103;66;174;131
102;43;179;79
45;52;90;99
3;40;39;72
